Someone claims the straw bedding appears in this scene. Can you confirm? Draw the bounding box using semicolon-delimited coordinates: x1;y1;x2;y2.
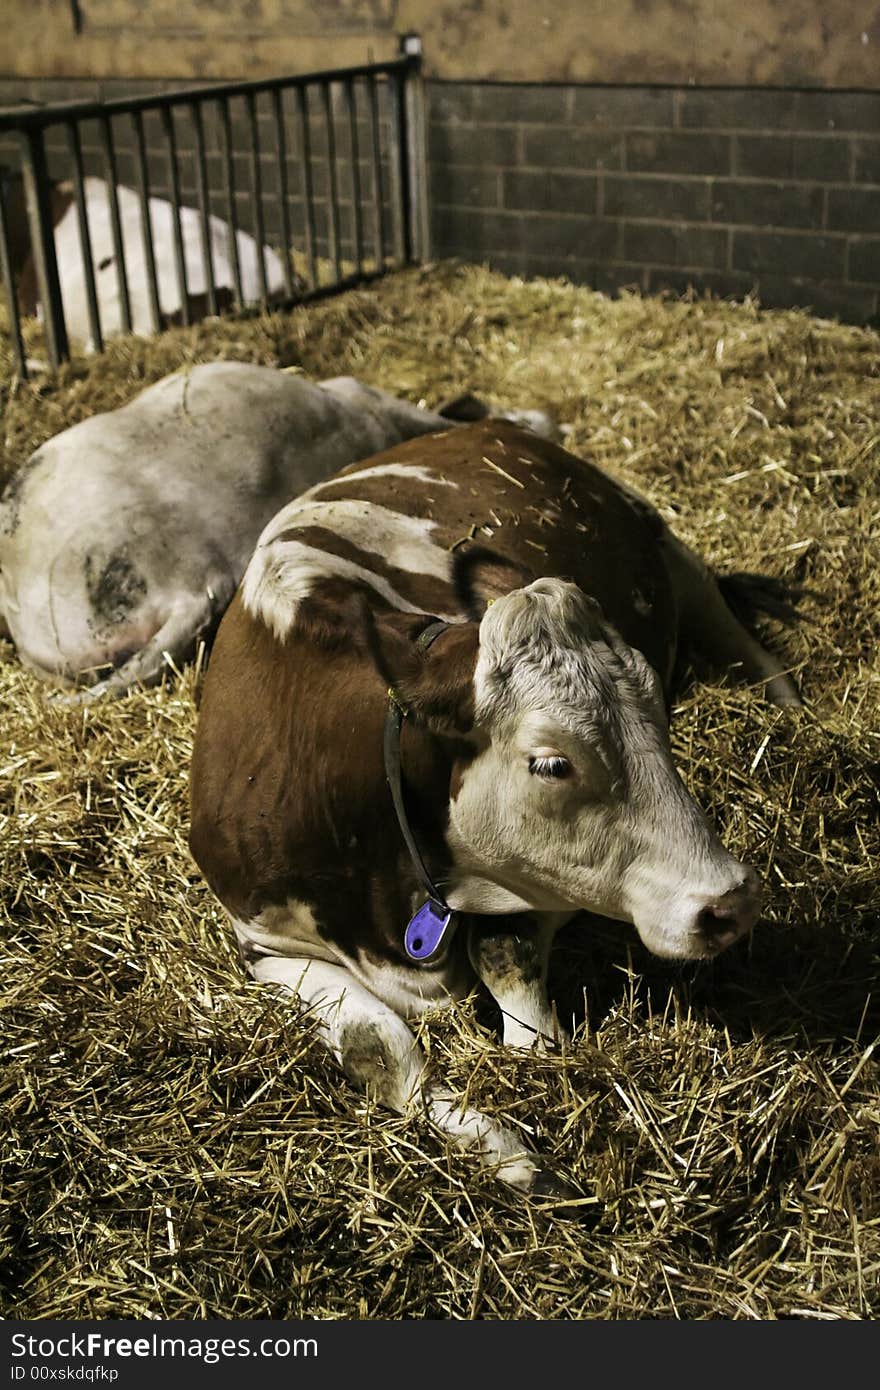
1;262;878;1319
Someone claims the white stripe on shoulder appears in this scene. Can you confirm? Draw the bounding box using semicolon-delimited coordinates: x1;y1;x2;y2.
303;461;458;496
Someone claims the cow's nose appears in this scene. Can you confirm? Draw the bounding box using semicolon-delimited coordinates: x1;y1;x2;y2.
693;868;761;953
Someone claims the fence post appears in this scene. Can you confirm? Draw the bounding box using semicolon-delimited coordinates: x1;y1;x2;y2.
398;32;430;263
19;127;68;368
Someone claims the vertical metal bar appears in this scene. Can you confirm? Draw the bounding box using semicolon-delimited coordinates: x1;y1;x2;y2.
97;114;132;333
400;35;430;262
66;120;103;352
190;100;217;316
320;81;341;282
218;97;243;310
344;78;364;277
296;85;318;291
20;127;68;367
385;73;408;266
270;88;294;299
131;109;161;333
0;182;27;378
366;74;385;273
245;91;269;306
160;106;189;327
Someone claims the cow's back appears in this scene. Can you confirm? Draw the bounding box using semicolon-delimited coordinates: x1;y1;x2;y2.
243;419;679;689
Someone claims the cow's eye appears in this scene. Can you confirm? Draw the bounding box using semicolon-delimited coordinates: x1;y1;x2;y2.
528;754;572;780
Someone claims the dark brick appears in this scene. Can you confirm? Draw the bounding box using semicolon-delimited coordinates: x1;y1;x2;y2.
476;84;571;125
626;131;731;176
571;87;675;129
827;186;880;232
733;229;846;280
848;237;880;284
711;180;825;230
735;136;794;180
753;274;878;324
681;89;880;133
503;169;597;215
433;206;525;255
428;122;518;167
427;82;479;124
430;165;501;209
623;221;729;270
522;126;622;171
603;175;711;221
792;136;851;182
854;139;880;185
518;214;617;259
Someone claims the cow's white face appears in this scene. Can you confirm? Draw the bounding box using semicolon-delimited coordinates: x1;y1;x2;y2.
445;578;759;959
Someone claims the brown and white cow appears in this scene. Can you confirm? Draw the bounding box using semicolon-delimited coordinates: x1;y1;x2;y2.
189;421;801;1195
2;169;290;349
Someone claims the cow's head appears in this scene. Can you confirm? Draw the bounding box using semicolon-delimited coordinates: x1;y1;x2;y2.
373;567;759;961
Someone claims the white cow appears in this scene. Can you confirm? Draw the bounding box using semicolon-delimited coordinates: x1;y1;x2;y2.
4;171;290;349
0;363;485;696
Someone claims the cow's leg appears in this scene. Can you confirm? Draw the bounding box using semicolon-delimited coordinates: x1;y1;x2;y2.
467;915;567;1050
662;530;802;707
249;952;550;1192
57;582;229;702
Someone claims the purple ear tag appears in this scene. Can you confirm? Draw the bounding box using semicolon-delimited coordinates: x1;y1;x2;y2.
405;899;455;961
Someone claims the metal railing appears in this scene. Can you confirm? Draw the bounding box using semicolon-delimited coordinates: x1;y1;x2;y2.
0;33;429;376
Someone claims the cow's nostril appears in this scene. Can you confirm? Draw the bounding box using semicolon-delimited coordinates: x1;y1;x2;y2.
697;904;737;937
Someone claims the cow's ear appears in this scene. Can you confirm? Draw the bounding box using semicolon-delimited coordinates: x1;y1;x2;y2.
436;391;490;423
453;546;531;620
294;580;378;652
368;611;479;736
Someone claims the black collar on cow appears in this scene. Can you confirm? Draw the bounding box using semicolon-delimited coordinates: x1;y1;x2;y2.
383;619;458;963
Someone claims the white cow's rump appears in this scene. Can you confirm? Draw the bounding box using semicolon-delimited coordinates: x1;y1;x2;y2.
0;364;457;695
191;419;802;1197
30;177;291;350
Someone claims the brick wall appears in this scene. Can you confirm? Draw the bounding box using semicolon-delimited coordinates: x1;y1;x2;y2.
429;83;880;325
3;75;879;324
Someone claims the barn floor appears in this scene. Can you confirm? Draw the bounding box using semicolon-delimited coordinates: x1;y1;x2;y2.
1;262;879;1319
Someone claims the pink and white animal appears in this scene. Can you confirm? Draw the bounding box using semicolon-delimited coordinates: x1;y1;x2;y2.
190;420;801;1197
3;170;288;348
0;362;536;697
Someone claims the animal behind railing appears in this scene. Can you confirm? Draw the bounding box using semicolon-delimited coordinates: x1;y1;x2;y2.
0;38;428;375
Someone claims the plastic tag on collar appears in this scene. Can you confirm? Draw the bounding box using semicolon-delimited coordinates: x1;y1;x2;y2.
405;899;455;961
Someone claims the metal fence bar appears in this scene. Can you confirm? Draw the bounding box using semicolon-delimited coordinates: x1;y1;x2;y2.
0;182;27;377
65;119;103;352
97;114;132;334
270;88;294;299
385;73;407;266
190;100;217;316
321;81;341;281
19;127;68;367
0;57;411;129
366;74;386;273
245;91;269;306
344;78;364;276
130;109;161;332
296;86;318;290
400;34;430;262
160;106;189;327
217;97;243;310
0;47;423;367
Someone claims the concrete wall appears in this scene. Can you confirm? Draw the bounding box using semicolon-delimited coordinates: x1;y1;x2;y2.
1;0;878;87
